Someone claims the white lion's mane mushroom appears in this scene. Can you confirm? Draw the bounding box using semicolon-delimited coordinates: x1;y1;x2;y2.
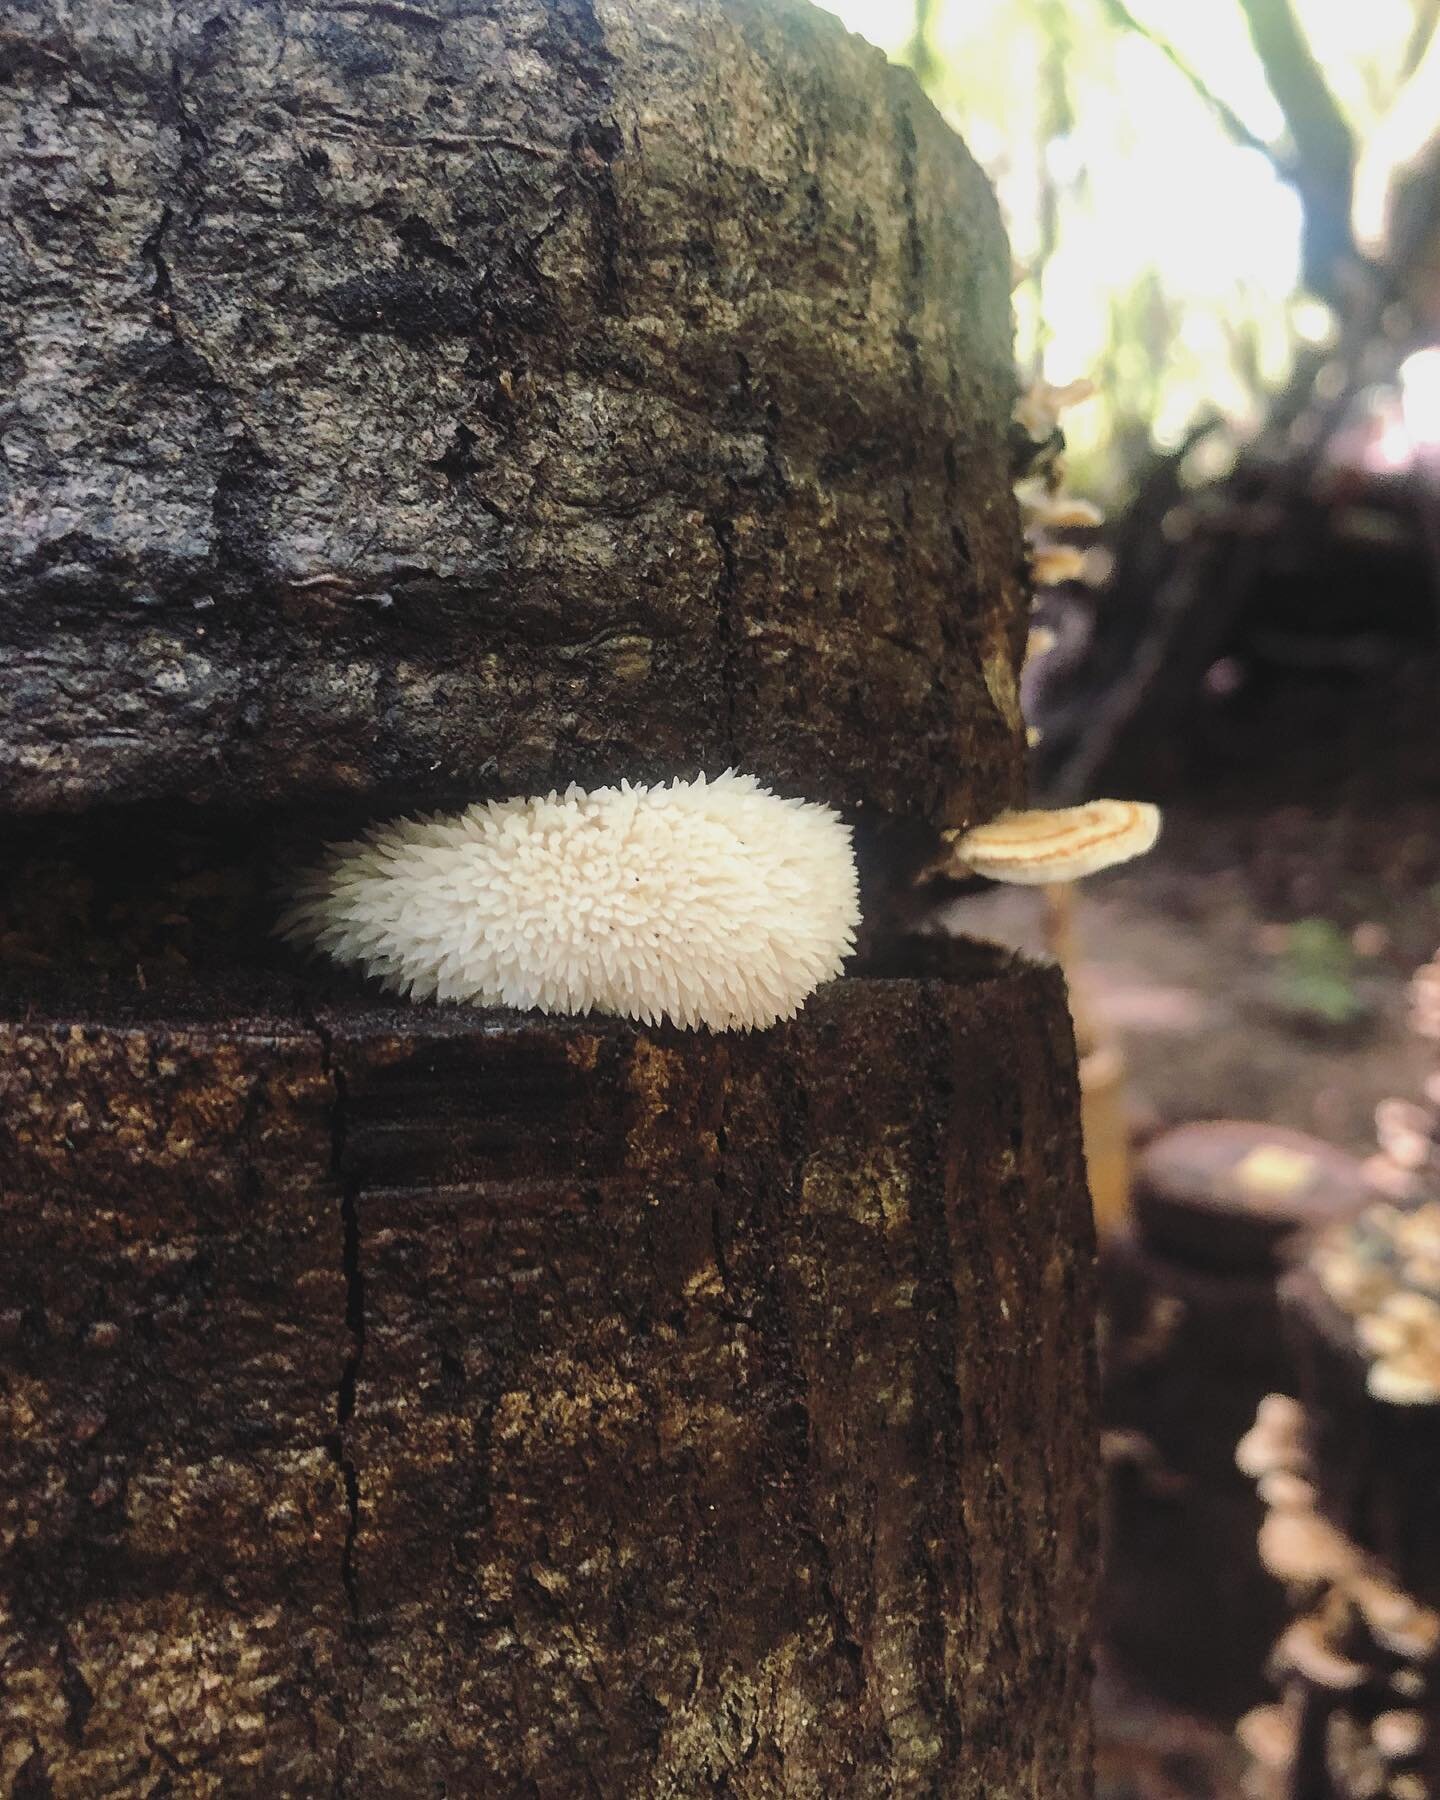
943;799;1161;886
279;770;860;1032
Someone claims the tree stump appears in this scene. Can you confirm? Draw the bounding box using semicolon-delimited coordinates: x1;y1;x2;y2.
0;1;1095;1794
2;949;1093;1796
1100;1126;1370;1723
1233;1286;1440;1799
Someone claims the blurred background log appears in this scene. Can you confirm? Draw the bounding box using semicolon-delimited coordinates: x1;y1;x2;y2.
1099;1125;1370;1726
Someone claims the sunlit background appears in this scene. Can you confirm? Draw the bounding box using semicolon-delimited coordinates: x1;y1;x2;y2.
807;19;1440;1791
820;0;1435;495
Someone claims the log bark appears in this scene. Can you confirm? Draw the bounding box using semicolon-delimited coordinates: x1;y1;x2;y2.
0;1;1097;1793
1;947;1095;1797
0;0;1024;829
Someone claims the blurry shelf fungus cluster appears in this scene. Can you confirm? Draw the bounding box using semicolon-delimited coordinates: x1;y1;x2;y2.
1232;943;1440;1799
1312;947;1440;1407
1236;1393;1439;1800
928;376;1162;899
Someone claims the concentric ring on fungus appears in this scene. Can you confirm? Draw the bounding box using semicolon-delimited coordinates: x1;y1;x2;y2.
947;799;1161;885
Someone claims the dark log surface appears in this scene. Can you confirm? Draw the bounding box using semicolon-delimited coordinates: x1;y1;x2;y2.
1100;1129;1371;1723
1;948;1095;1798
0;2;1098;1793
0;0;1023;827
1100;1232;1292;1721
1282;1269;1440;1612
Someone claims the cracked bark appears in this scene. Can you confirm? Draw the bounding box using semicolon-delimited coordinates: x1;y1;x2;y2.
1;959;1095;1797
0;1;1094;1795
0;0;1024;829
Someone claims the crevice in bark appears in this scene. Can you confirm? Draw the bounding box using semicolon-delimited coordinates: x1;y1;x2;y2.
143;1731;188;1781
572;117;627;315
315;1019;365;1630
910;988;967;1775
12;1741;53;1800
320;3;443;36
710;1040;742;1323
167;45;211;233
735;351;788;503
53;1625;94;1748
304;1008;368;1797
711;1167;733;1307
707;512;741;765
891;100;927;400
139;204;174;305
337;1203;365;1632
767;1050;877;1740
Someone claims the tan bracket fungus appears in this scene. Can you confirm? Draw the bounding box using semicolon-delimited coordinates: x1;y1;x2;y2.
941;799;1162;886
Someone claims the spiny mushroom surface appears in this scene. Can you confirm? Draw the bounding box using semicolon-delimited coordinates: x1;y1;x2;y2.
279;771;860;1031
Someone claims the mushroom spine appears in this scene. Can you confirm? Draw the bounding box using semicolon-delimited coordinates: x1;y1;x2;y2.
279;770;861;1031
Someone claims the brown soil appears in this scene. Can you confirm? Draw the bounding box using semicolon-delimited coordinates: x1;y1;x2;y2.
943;799;1440;1159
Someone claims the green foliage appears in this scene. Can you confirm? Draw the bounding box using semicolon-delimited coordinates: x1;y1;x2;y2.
1275;917;1366;1026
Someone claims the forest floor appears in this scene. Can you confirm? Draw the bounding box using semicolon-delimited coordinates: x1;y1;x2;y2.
945;797;1440;1160
947;792;1440;1800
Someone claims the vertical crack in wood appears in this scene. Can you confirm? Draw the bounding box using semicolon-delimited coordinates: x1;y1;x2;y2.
53;1623;94;1748
336;1146;365;1630
891;99;928;401
913;976;967;1777
329;1066;365;1623
710;1039;736;1310
708;512;740;765
307;1013;367;1794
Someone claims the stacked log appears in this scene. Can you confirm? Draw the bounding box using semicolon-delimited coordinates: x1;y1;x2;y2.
0;1;1095;1793
1101;1122;1369;1724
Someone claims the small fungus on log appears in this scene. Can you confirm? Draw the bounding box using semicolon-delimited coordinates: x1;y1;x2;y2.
944;799;1162;885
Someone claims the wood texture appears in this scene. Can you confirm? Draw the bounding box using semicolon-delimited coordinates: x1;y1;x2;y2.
0;2;1099;1792
0;951;1095;1797
0;0;1024;827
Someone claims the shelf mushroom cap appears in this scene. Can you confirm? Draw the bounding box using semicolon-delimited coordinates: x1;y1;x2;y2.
1014;376;1096;443
1257;1507;1358;1587
946;800;1161;886
1236;1393;1308;1479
